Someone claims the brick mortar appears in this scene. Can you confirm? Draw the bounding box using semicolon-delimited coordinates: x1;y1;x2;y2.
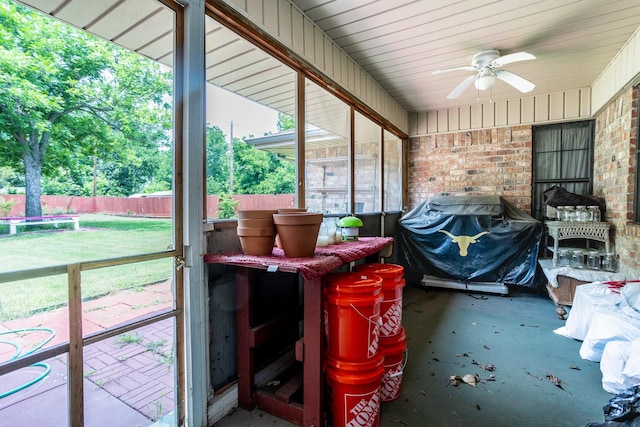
407;126;532;212
594;86;639;276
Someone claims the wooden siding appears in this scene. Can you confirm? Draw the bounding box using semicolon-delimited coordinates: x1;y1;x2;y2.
407;88;592;136
222;0;409;134
592;26;640;114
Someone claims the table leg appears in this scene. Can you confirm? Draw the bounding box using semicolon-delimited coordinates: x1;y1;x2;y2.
236;268;255;409
303;277;323;427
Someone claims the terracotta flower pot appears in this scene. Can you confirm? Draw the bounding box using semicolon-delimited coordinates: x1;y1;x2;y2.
273;213;323;258
237;218;275;228
238;235;276;256
236;225;276;256
237;226;277;237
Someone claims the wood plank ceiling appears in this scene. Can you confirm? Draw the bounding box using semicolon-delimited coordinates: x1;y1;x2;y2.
15;0;640;116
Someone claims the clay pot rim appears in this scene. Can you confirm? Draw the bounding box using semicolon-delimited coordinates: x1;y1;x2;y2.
236;209;278;219
237;226;277;236
273;213;323;225
277;208;307;213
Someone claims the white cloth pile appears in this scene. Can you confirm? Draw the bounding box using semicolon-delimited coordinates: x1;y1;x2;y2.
554;281;640;394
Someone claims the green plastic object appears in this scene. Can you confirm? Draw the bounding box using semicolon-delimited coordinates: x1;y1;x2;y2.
337;216;363;228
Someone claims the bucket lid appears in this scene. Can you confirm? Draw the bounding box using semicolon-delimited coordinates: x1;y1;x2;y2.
325;272;382;294
354;263;404;279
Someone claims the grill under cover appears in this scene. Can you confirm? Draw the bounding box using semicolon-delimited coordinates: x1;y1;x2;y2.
398;195;542;288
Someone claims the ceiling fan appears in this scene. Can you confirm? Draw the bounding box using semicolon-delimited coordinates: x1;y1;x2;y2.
433;49;536;99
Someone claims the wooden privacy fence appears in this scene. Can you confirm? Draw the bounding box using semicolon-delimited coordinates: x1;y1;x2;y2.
0;194;296;218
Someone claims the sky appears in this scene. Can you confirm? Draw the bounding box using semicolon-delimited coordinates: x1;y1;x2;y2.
205;84;279;140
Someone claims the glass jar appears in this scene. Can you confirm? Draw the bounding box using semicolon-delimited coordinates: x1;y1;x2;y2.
602;253;615;272
556;206;565;221
557;248;570;267
586;251;601;270
587;206;601;222
563;206;575;221
316;221;332;247
570;249;585;269
575;205;587;222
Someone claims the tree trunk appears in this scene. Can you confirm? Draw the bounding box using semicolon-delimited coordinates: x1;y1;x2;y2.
23;135;44;218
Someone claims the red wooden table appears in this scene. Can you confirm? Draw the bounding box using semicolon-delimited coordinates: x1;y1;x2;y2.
205;237;394;427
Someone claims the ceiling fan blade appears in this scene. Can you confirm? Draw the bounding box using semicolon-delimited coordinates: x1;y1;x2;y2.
447;75;477;99
491;52;536;67
494;70;535;93
432;66;476;75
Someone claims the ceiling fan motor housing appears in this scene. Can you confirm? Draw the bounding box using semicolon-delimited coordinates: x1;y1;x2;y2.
471;49;501;68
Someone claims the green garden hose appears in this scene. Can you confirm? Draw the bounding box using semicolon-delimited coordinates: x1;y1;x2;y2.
0;327;55;398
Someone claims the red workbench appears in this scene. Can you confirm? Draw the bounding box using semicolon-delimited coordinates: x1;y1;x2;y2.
204;237;394;427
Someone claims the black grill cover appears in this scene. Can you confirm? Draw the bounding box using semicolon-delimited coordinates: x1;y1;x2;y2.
398;195;542;288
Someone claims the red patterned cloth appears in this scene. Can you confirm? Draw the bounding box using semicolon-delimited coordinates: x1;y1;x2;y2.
204;237;394;281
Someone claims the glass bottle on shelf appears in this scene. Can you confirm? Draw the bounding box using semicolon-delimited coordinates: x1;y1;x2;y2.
563;206;575;221
586;250;601;270
557;248;570;267
570;249;585;268
575;205;587;222
587;206;601;222
602;252;616;272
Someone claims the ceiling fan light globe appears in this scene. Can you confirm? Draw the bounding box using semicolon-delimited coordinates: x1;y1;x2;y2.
474;74;495;91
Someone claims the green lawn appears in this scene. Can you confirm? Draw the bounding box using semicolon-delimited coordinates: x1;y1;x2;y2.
0;214;174;321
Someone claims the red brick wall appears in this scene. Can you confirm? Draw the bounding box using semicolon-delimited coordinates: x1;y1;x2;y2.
407;125;533;212
594;85;639;277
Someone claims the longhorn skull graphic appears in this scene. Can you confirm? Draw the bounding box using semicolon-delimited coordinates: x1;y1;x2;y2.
438;230;490;256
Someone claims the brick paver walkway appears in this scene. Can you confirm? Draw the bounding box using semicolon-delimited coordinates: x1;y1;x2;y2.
0;281;175;425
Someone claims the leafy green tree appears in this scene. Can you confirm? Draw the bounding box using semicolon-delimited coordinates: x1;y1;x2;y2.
233;140;295;195
277;112;295;132
216;192;240;219
205;125;230;195
0;0;172;216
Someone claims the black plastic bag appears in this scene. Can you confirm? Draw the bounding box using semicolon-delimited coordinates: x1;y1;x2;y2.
604;386;640;422
543;185;606;217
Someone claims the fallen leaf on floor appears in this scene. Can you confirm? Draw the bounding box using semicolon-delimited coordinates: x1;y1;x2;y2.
420;390;426;395
476;404;481;410
569;365;581;370
546;373;564;389
525;371;543;380
462;374;478;387
472;360;496;371
456;353;470;358
486;373;496;381
433;357;440;362
483;344;490;350
448;375;463;386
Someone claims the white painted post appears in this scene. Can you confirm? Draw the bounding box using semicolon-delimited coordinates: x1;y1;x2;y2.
181;1;209;427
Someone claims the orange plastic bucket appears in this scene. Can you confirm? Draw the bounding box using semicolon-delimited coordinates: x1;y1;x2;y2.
379;327;407;402
325;353;384;427
353;263;405;337
324;272;383;361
